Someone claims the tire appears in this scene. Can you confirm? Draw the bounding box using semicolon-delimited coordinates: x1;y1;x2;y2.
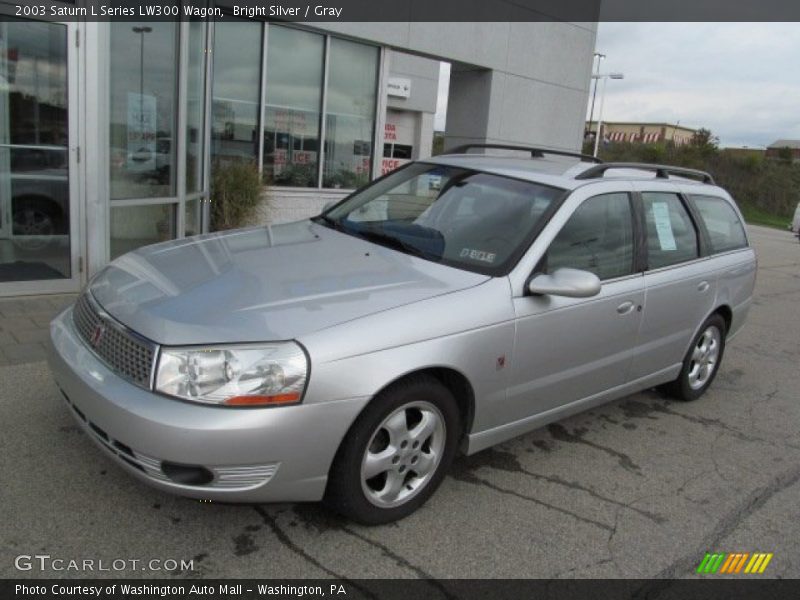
324;375;461;525
660;314;726;402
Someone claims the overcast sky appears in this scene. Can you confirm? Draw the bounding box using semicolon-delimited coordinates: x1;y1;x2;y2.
593;22;800;148
435;23;800;148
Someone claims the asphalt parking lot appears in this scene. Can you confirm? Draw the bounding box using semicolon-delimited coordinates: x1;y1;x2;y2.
1;224;799;582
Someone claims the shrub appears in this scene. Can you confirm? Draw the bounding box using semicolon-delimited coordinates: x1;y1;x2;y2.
210;160;263;231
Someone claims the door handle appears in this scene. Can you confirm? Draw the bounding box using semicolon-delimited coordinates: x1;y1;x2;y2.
697;281;710;293
616;301;635;315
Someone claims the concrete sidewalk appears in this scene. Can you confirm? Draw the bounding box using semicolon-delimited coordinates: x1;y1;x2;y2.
0;294;76;366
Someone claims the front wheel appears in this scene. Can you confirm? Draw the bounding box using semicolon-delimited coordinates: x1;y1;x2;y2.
661;314;726;401
324;375;460;524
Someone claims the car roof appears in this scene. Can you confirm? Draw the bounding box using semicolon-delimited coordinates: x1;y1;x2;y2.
424;152;724;193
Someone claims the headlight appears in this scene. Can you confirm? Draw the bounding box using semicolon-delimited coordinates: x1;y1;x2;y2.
155;342;308;407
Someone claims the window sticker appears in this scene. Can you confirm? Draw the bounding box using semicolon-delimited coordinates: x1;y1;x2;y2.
460;248;497;263
652;202;677;251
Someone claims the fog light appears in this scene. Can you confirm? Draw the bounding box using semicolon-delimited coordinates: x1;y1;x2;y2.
161;462;214;486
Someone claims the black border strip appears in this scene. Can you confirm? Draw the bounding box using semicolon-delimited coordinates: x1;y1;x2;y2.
4;578;800;599
4;0;800;22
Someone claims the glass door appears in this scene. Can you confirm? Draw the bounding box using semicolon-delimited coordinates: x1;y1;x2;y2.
0;16;81;295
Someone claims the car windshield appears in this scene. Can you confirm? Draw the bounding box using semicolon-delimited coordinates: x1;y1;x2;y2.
317;163;564;275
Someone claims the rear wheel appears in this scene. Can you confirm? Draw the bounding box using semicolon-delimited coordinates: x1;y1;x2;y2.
325;375;460;524
661;314;726;401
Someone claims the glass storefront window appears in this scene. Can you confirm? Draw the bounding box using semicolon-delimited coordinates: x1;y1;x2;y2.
109;23;179;200
262;26;324;188
184;198;201;237
323;38;379;189
208;24;380;196
211;20;261;165
186;21;206;194
110;203;176;260
107;22;209;260
0;19;71;282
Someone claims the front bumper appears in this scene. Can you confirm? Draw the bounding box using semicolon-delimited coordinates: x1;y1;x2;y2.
47;307;369;502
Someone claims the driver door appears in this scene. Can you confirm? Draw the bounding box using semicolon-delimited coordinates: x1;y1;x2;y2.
504;189;645;425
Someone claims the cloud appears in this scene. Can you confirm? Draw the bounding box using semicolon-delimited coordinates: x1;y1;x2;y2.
594;23;800;146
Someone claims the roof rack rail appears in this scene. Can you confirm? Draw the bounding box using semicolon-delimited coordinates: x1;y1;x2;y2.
448;143;602;164
575;162;716;184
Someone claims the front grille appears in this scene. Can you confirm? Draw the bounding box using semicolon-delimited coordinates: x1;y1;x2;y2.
73;292;156;388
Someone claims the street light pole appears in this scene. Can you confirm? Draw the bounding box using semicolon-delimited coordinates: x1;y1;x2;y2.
592;72;624;158
593;76;608;158
586;52;605;138
132;26;152;129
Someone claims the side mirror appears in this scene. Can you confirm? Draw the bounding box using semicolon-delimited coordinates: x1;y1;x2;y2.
528;268;601;298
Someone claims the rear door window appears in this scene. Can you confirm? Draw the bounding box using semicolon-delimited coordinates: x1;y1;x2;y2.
641;192;699;269
690;195;748;253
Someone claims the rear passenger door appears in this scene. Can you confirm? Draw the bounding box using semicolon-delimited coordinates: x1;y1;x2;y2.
628;185;717;381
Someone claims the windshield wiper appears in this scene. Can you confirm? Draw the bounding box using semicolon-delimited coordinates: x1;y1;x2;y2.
314;217;439;261
312;214;345;232
352;229;438;261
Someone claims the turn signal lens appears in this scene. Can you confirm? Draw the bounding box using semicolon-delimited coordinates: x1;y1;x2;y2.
224;393;301;406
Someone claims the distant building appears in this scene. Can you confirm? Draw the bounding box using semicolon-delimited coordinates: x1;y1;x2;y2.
586;122;697;145
765;140;800;161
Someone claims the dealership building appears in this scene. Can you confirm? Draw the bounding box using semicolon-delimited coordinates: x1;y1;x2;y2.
0;5;596;297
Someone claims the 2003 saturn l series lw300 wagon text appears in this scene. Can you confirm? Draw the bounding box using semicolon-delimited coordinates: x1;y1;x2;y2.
48;145;756;524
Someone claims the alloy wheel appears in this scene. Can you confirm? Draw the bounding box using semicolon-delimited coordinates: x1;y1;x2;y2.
360;401;446;508
687;325;721;390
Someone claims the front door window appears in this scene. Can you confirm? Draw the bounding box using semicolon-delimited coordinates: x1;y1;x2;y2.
544;192;635;280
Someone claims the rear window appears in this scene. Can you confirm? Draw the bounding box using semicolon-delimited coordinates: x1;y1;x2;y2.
690;195;748;253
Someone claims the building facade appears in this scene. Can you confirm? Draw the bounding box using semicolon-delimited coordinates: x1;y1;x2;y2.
765;140;800;161
0;6;596;297
587;121;697;146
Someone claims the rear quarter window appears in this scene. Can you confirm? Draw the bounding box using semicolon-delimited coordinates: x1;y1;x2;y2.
690;195;748;253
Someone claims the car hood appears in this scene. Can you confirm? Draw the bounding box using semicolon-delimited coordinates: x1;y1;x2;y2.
90;220;489;345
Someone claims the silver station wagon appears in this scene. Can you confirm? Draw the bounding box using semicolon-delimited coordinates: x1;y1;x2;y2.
48;145;756;523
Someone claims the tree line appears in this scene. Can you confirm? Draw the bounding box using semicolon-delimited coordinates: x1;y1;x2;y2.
586;129;799;225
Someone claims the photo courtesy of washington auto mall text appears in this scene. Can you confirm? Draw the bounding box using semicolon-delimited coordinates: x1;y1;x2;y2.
14;583;346;598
